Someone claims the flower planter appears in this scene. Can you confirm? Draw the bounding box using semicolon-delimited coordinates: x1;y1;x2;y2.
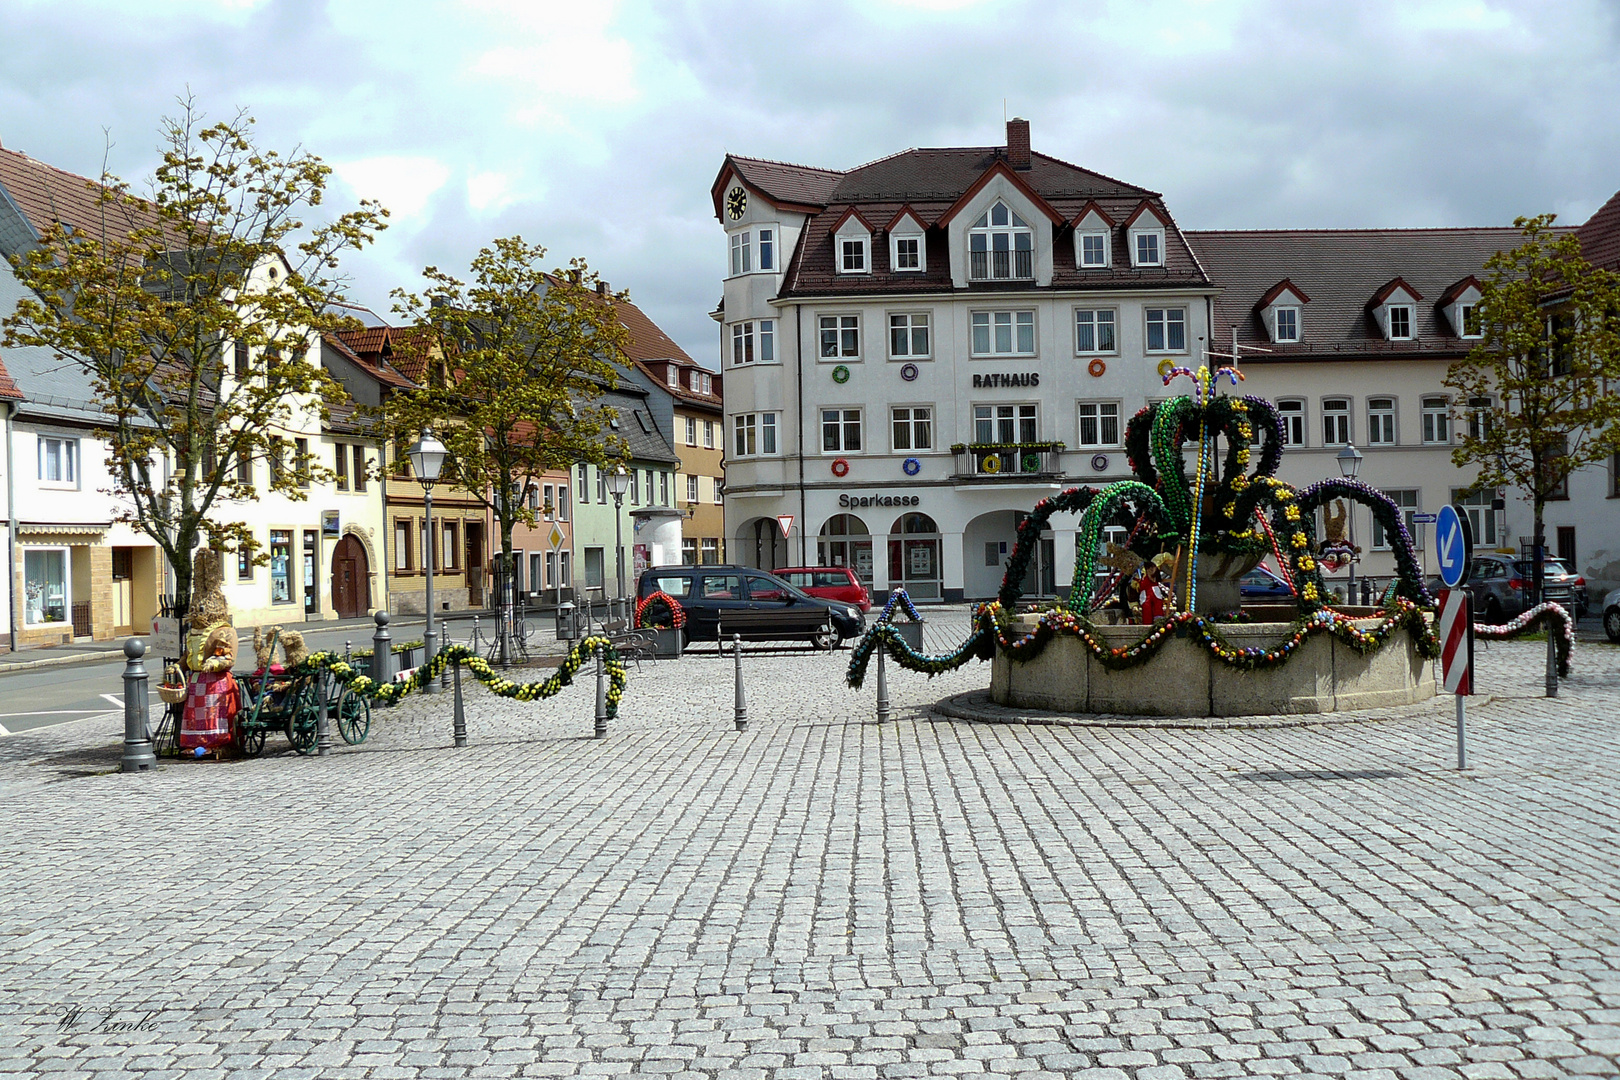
891;621;925;651
396;645;421;670
650;627;684;659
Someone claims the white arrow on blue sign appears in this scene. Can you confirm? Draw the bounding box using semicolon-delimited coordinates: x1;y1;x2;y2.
1435;504;1474;588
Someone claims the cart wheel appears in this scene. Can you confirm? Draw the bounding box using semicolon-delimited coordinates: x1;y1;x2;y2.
337;690;371;745
236;725;267;758
285;685;320;755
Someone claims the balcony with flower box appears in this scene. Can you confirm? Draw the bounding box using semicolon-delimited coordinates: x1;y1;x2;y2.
950;441;1065;483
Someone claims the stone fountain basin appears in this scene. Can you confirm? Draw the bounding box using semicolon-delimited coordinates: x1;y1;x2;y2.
990;610;1435;717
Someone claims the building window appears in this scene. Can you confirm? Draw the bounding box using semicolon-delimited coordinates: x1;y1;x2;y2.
685;417;697;446
893;235;921;271
703;420;715;449
729;230;751;276
1278;400;1305;446
335;443;349;490
1145;308;1187;353
1460;303;1481;337
758;228;774;271
37;437;78;485
1422;397;1450;444
1077;401;1121;447
891;407;933;451
353;445;367;492
1274;307;1300;343
1322;398;1351;446
713;477;723;504
557;484;571;521
975;403;1038;444
819;315;860;358
1388;305;1413;340
442;522;459;570
682;538;698;565
701;538;720;563
237;452;253;488
687;474;699;502
822;409;863;453
270;530;293;603
659;472;668;504
595;466;606;503
1453;488;1498;546
1373;489;1420;550
578;463;590;503
1134;231;1162;267
237;548;254;581
1467;396;1494;441
269;438;285;485
733;412;778;457
629;469;639;505
968;201;1033;280
839;237;867;273
971;310;1035;356
1078;231;1108;268
234;340;249;377
889;313;930;358
294;438;310;488
394;520;412;571
699;370;714;394
22;548;69;626
667;366;680;388
1366;397;1396;446
1074;309;1116;354
731;322;755;366
584;547;605;590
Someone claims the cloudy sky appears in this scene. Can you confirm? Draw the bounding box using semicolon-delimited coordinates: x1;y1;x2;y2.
3;0;1618;366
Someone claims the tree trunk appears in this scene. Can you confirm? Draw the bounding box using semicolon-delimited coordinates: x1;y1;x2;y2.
499;525;514;669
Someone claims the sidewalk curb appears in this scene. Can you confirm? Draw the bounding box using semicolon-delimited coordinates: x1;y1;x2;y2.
0;649;129;675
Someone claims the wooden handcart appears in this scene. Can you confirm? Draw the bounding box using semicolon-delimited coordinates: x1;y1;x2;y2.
233;630;371;756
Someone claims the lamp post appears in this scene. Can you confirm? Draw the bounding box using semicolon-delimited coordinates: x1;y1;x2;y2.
1337;443;1364;598
409;430;448;695
605;465;631;604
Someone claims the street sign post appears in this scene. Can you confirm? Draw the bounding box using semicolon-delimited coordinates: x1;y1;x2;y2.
1438;587;1474;769
1434;504;1473;589
1412;512;1437;524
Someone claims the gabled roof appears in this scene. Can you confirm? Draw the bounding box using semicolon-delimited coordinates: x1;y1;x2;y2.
1070;200;1115;228
829;207;877;234
1576;188;1620;271
612;293;723;412
1370;275;1424;305
1187;227;1523;361
886;205;928;232
0;351;23;401
325;331;415;391
1121;200;1167;230
1437;275;1483;305
935;159;1063;228
1258;278;1311;306
712;155;845;219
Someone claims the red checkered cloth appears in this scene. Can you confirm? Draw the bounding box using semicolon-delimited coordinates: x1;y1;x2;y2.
181;670;239;751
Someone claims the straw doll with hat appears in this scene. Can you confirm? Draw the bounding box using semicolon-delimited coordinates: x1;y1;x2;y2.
179;549;240;758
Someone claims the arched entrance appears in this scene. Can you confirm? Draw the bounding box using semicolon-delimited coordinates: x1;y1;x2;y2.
963;510;1054;600
818;513;872;587
888;512;942;601
332;534;371;619
736;516;789;572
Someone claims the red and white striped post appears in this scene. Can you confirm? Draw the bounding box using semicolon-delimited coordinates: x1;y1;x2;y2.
1438;588;1474;769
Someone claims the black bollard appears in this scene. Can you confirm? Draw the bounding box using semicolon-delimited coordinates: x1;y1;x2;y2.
316;666;331;756
594;649;608;739
452;656;467;747
372;611;393;687
875;642;891;724
120;639;156;773
733;633;748;732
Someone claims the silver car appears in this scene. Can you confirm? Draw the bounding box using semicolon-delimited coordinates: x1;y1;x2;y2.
1604;587;1620;642
1465;554;1588;623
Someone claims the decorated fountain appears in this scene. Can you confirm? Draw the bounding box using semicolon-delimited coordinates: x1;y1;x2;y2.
849;367;1450;718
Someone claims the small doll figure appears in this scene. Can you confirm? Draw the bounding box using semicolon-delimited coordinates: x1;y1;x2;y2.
180;624;239;757
1138;552;1177;625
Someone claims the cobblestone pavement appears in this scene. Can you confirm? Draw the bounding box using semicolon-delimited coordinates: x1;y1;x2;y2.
1;621;1617;1079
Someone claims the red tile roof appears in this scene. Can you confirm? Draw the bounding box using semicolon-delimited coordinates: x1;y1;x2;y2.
612;295;723;410
0;145;157;240
1577;188;1620;271
1187;228;1523;360
0;351;24;401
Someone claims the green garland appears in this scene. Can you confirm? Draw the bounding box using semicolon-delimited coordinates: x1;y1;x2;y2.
296;636;628;717
846;597;1439;689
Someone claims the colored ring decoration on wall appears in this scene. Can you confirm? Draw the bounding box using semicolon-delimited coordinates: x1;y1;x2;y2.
900;363;919;382
981;454;1002;474
832;364;851;384
1087;358;1107;377
1090;453;1109;472
1157;358;1175;379
903;457;922;476
831;457;850;477
1021;454;1040;473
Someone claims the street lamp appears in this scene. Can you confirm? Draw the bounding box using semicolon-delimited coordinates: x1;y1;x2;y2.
605;465;631;603
408;429;447;694
1337;443;1364;599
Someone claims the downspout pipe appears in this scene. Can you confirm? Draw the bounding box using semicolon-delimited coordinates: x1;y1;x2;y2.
795;303;806;567
5;400;16;651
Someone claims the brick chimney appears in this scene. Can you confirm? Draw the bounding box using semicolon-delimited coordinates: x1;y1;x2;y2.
1006;117;1031;170
596;280;609;296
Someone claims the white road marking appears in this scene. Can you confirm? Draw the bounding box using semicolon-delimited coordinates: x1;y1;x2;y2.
0;721;9;735
0;710;104;718
101;694;124;708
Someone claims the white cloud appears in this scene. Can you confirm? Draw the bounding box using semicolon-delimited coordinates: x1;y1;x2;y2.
331;156;452;220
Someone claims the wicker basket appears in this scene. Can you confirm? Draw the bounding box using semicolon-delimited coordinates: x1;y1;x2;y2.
157;683;188;705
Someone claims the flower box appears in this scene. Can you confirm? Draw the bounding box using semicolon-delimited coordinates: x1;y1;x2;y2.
891;621;925;651
650;627;683;659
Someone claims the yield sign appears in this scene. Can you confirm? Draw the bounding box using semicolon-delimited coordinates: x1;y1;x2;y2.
776;514;794;539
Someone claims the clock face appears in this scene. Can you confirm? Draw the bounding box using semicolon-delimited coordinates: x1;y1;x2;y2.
726;186;748;220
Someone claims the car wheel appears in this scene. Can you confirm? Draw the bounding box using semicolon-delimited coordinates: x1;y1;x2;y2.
811;630;838;650
1605;607;1620;643
1484;597;1503;624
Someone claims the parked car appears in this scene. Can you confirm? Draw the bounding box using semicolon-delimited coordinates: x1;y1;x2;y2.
637;565;866;648
1604;587;1620;643
776;566;872;613
1464;553;1589;623
1239;564;1294;601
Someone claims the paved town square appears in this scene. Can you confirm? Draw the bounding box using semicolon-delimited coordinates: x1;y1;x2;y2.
2;624;1617;1079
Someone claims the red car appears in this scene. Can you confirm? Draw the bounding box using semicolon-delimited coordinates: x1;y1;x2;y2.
777;567;871;613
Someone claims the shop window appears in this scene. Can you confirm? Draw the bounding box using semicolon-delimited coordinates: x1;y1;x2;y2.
270;530;294;603
23;548;70;625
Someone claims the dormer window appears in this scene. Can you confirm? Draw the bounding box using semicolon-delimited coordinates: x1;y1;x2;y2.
1071;202;1115;270
1079;232;1109;267
667;366;680;388
887;207;927;273
969;201;1033;281
1134;232;1162;266
1274;307;1299;343
894;237;920;269
1460;304;1480;337
1388;305;1412;340
840;239;867;272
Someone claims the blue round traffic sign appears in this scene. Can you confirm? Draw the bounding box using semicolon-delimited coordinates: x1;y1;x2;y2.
1435;504;1474;589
